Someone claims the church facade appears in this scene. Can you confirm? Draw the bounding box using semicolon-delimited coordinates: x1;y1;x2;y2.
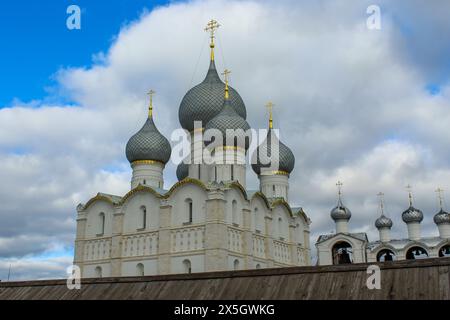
73;21;311;278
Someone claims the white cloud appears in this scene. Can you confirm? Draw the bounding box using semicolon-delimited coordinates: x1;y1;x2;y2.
0;0;449;276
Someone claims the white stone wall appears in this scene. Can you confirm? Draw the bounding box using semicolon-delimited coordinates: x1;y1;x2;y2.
75;182;311;278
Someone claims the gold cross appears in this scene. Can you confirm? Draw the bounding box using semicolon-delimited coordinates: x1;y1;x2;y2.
222;69;231;99
436;187;444;209
147;89;155;118
405;184;413;206
265;101;275;129
336;181;343;199
221;69;231;83
205;19;220;41
377;192;385;214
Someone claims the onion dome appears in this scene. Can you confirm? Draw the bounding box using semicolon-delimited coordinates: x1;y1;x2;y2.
179;59;246;132
251;129;295;175
176;161;189;181
402;206;424;223
125;92;171;164
251;103;295;175
375;215;393;229
330;198;352;221
204;72;251;150
434;209;450;225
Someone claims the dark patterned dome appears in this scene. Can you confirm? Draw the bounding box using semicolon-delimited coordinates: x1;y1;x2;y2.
126;117;171;164
176;161;189;181
434;209;450;225
375;215;393;229
402;206;424;223
179;60;246;131
330;199;352;221
204;97;251;150
251;129;295;175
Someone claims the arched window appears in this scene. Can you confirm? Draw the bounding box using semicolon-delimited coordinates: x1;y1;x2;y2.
255;264;261;269
406;246;428;260
95;266;102;278
272;185;276;195
143;179;146;185
183;259;192;274
278;217;283;239
185;199;193;223
332;241;353;265
233;259;240;270
231;165;234;181
254;208;260;232
376;249;396;262
98;212;105;235
439;245;450;257
139;206;147;229
136;263;144;276
232;200;238;225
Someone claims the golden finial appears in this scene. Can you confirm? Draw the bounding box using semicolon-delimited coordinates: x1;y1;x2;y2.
336;181;343;201
147;89;155;118
377;192;385;215
436;187;444;210
405;184;413;206
222;69;231;100
265;102;275;129
205;19;220;61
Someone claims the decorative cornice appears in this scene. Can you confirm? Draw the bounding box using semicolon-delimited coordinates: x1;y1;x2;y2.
166;178;208;195
120;185;163;206
83;193;117;210
250;191;271;209
270;198;294;218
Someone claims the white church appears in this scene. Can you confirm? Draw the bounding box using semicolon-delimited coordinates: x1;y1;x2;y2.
73;20;311;278
73;21;450;278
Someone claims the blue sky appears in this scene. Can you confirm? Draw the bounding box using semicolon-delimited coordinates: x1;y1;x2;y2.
1;0;450;280
0;0;169;107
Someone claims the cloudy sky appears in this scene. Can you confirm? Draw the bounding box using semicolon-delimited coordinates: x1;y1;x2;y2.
1;0;449;280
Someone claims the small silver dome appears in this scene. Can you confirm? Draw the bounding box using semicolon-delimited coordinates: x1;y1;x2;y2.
179;60;246;131
402;206;424;223
375;215;393;229
434;209;450;225
176;161;189;181
125;117;171;164
330;199;352;221
251;129;295;175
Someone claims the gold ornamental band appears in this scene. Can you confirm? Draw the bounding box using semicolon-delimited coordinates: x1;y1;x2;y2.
261;170;289;176
131;160;165;167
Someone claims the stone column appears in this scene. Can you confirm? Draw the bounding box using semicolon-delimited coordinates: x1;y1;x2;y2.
110;207;124;277
241;206;253;269
204;189;228;271
264;215;275;267
289;224;297;265
74;206;87;275
157;201;172;275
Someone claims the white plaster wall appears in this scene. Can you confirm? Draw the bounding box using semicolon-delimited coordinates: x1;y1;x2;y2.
228;255;244;270
250;197;267;233
225;188;245;226
84;201;114;238
169;184;207;226
171;254;205;274
272;206;290;241
122;192;160;233
83;263;111;278
121;259;158;276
